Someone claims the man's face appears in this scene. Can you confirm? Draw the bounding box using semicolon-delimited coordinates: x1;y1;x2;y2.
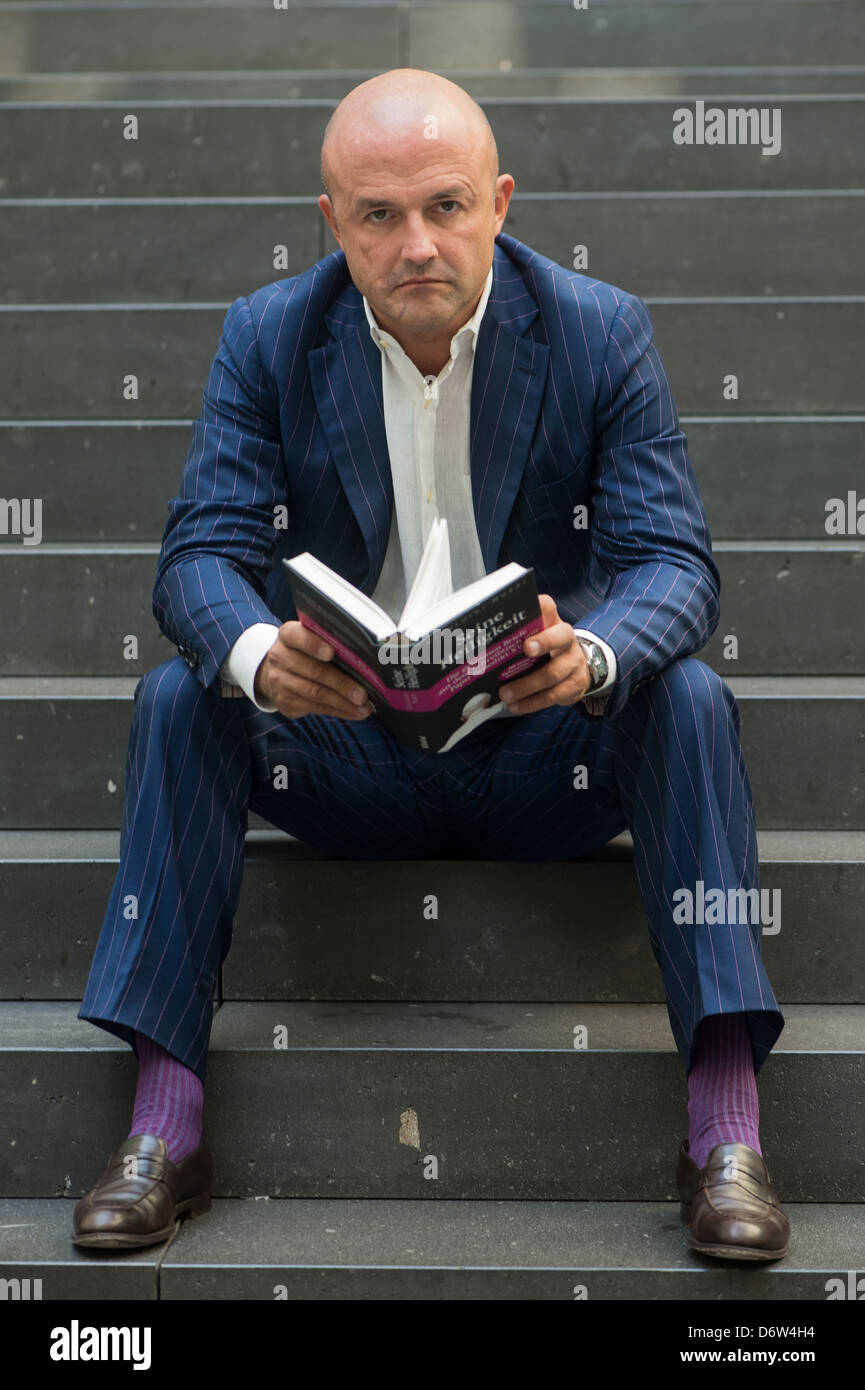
318;132;513;342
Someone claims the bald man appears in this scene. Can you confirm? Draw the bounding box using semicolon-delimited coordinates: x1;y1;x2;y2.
74;69;789;1265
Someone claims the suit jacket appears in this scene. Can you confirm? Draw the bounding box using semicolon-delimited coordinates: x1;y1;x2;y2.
153;231;721;722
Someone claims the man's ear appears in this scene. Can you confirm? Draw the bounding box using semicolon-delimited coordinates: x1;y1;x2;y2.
318;194;341;242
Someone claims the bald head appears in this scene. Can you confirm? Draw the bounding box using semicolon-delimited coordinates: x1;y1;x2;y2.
320;69;498;213
316;68;513;377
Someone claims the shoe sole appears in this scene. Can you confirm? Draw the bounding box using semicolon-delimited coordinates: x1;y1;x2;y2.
71;1192;211;1250
680;1201;789;1261
689;1240;789;1261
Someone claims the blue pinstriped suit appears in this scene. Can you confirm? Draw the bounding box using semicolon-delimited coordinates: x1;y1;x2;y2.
79;232;784;1083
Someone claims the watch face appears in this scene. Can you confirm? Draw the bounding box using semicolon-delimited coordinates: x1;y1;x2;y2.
583;642;607;687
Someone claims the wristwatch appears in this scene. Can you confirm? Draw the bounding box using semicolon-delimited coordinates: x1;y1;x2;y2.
576;637;608;691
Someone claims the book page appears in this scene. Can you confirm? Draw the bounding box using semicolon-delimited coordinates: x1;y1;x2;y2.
398;516;453;631
284;553;397;640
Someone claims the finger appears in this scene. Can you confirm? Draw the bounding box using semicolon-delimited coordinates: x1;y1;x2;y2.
271;644;370;708
502;671;586;715
522;618;574;658
501;650;576;703
272;668;373;719
279;619;335;663
282;690;373;721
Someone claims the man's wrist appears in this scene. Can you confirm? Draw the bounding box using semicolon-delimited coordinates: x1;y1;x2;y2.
576;637;608;691
253;660;271;704
573;628;617;696
221;623;281;712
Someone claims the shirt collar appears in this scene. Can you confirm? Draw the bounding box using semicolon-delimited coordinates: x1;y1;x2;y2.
362;264;494;358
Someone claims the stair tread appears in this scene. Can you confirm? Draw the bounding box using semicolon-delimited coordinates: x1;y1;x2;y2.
2;1000;862;1053
5;538;863;553
1;1197;863;1274
2;827;864;861
4;71;865;100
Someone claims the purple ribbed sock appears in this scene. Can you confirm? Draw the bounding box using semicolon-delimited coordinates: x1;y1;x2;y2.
129;1032;204;1163
687;1012;761;1171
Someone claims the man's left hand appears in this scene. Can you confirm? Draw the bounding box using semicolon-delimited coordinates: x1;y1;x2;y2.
499;594;591;713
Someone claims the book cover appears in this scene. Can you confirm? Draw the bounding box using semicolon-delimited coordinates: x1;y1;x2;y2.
283;562;549;754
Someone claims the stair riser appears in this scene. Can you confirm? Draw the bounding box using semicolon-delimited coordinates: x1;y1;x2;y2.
2;1050;862;1201
5;197;862;303
0;857;861;1002
2;101;862;197
155;1267;856;1302
3;3;863;76
4;303;863;418
0;1263;844;1302
3;549;863;677
1;692;861;828
1;421;860;544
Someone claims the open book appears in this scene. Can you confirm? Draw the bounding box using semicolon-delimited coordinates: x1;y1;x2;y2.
282;518;548;753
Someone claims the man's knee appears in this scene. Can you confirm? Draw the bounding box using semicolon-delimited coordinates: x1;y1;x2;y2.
646;656;738;730
134;655;208;722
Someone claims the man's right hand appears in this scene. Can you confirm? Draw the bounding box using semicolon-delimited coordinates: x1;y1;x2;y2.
254;621;374;721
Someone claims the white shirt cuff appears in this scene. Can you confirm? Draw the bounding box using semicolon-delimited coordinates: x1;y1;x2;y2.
220;623;281;712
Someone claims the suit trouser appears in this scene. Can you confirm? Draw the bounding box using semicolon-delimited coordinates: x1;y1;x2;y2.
79;653;784;1084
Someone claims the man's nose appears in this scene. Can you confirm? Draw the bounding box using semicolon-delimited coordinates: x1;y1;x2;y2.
400;215;439;263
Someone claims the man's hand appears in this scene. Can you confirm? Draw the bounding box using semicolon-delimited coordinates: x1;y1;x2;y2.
254;621;374;721
499;594;592;714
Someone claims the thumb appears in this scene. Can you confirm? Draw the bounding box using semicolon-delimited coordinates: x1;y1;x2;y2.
537;592;560;627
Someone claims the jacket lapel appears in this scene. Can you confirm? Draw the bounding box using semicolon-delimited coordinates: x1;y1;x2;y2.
469;254;549;570
306;239;549;592
307;311;393;594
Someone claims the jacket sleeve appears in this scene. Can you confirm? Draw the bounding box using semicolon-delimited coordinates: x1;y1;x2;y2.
576;290;721;720
152;294;287;690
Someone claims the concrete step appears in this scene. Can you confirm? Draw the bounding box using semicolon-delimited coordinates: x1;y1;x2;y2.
2;201;326;307
2;300;863;417
4;69;865;103
2;543;863;678
507;193;865;299
0;5;399;78
0;675;862;830
2;1001;862;1201
1;99;862;198
1;829;861;1004
410;3;865;75
1;418;861;543
2;1196;863;1301
1;2;860;76
5;195;863;305
0;1199;159;1299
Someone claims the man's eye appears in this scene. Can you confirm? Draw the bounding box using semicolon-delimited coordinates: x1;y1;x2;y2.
366;202;461;223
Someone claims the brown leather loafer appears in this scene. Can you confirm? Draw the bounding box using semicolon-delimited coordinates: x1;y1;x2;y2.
72;1133;213;1249
676;1140;790;1261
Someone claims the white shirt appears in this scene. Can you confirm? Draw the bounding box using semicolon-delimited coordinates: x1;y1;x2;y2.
220;265;616;725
